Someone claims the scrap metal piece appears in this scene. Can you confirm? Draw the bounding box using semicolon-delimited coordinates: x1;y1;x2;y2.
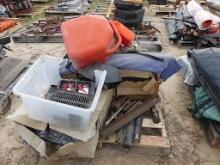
123;120;135;148
133;115;143;144
151;107;161;123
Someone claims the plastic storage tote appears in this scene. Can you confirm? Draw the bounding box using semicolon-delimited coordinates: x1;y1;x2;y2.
13;56;106;132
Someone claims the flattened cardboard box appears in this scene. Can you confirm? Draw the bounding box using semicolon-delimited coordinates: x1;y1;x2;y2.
8;90;113;159
17;124;99;159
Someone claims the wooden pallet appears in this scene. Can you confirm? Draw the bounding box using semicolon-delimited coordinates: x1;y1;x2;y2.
17;6;47;18
99;106;170;156
91;2;115;17
150;5;176;15
176;38;220;48
45;7;86;15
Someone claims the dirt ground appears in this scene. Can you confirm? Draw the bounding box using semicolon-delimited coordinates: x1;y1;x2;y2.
1;5;220;165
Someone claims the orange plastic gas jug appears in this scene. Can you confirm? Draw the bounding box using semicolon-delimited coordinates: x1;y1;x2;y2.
61;15;122;68
110;20;135;46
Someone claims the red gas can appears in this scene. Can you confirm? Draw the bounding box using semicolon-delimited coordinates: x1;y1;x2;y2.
110;20;135;46
61;15;122;68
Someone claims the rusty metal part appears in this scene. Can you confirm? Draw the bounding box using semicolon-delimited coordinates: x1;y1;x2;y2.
21;17;64;36
133;115;143;144
105;99;131;125
0;20;16;32
123;120;135;148
151;107;160;123
135;23;160;40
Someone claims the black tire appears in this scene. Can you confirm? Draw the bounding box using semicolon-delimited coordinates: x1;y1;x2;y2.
115;16;143;27
114;0;143;10
156;0;167;5
115;8;145;20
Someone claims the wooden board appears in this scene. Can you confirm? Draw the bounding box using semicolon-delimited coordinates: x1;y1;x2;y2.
0;57;29;91
99;105;170;156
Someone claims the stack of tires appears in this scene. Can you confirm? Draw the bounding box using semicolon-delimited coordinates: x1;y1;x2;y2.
114;0;145;28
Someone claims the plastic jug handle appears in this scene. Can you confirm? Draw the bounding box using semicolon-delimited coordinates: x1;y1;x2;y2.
106;21;122;55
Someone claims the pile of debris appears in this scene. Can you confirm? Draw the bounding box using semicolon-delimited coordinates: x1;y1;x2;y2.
7;14;182;159
22;17;63;35
165;1;220;48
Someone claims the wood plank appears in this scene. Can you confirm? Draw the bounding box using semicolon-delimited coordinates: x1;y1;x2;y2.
120;70;153;79
142;118;165;129
129;135;170;156
142;77;158;92
101;95;160;138
139;135;169;147
117;82;158;95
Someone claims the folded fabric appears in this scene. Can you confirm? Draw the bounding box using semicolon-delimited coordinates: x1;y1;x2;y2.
59;58;122;83
60;53;181;81
193;86;220;122
107;53;181;81
177;55;197;86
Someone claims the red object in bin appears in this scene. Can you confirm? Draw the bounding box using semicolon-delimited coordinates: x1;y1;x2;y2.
110;20;135;46
61;15;122;68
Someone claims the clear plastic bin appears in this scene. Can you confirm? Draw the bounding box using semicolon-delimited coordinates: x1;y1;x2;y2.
13;56;106;131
